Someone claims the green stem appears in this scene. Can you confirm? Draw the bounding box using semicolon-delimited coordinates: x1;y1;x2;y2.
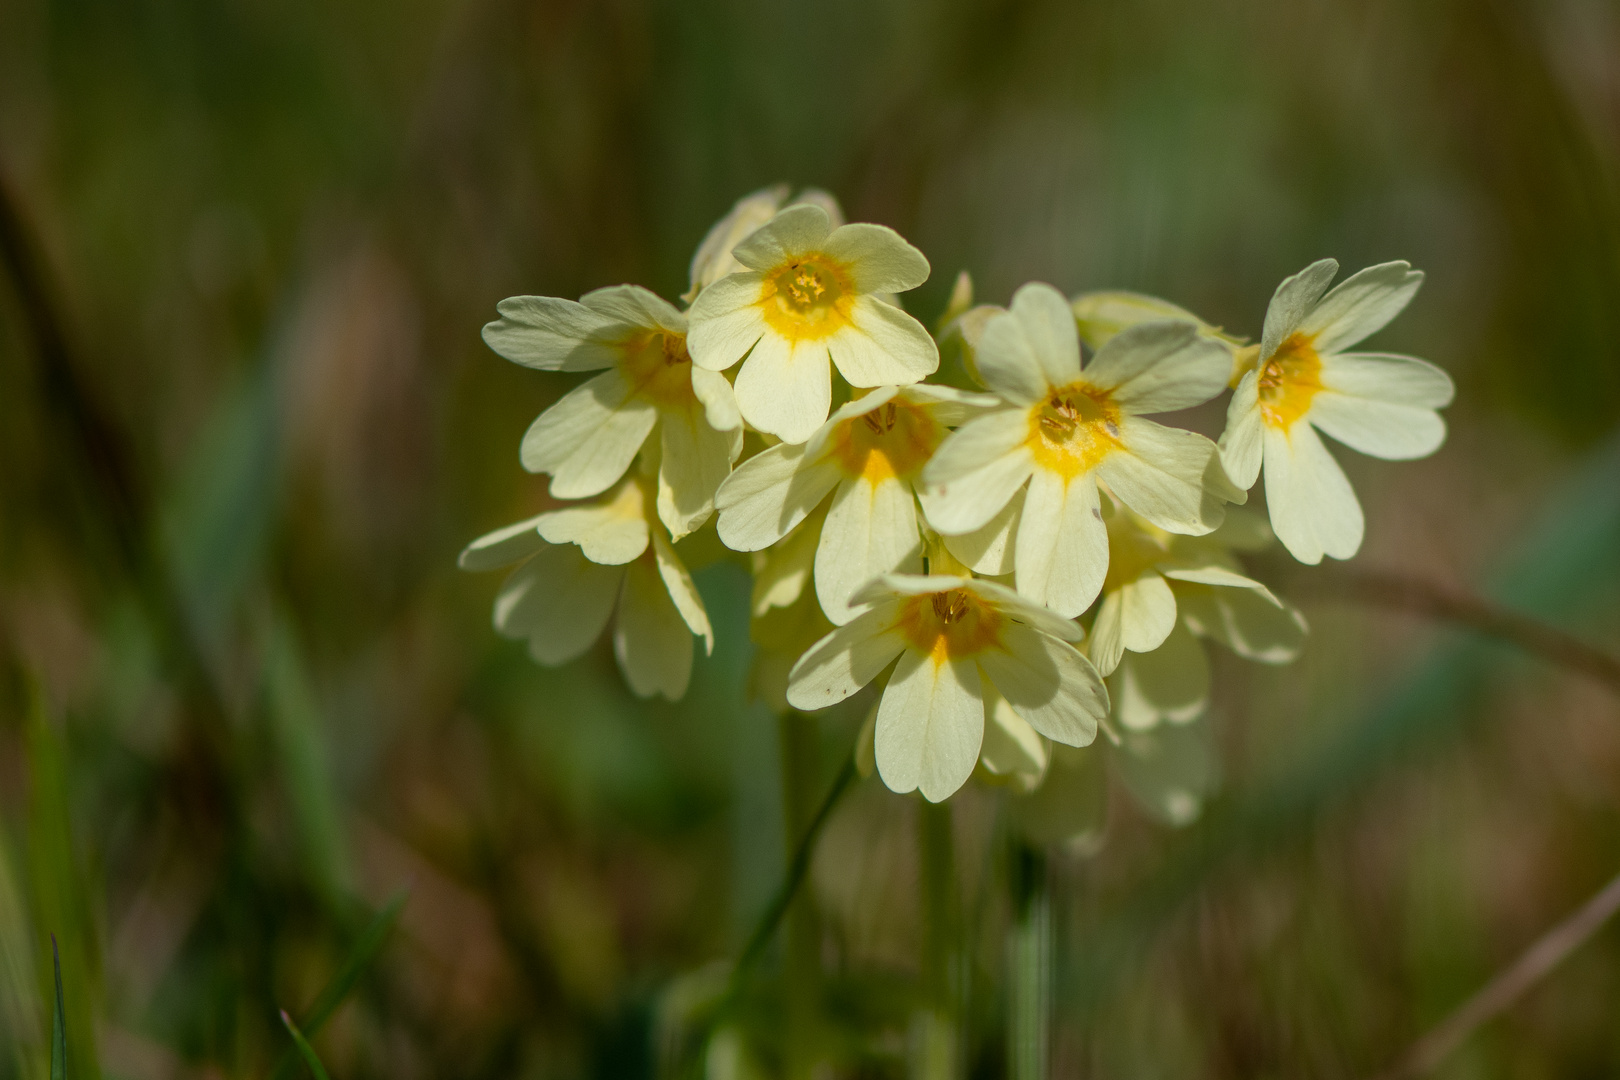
777;713;822;1080
913;800;958;1080
1008;842;1050;1080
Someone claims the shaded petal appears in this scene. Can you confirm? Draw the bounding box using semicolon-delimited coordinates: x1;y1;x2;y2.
730;204;834;269
751;507;823;616
979;687;1048;790
1072;290;1224;351
1014;470;1107;618
715;441;842;551
690;366;744;432
494;545;621;664
1083;321;1231;414
614;556;694;699
652;532;713;653
535;484;650;565
686;272;769;371
978;622;1105;747
1113;717;1219;827
1097;417;1234;536
899;382;1005;426
829;297;939;386
1219;370;1264;489
1110;623;1208;732
785;604;909;710
1176;580;1307;663
459;514;547;571
919;411;1035;533
482;295;625;372
1261;259;1337;362
942;494;1021;576
816;475;924;625
659;405;741;540
874;651;984;802
959;577;1086;642
521;369;656;497
820;222;931;293
1262;422;1363;564
734;333;832;444
579;284;685;335
1009;745;1107;847
1299;261;1424;355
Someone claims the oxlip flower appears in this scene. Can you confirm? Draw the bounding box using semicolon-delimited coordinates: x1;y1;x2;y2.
1220;259;1454;564
685;204;939;444
786;573;1107;802
458;476;713;700
921;282;1241;618
482;284;742;540
713;384;999;623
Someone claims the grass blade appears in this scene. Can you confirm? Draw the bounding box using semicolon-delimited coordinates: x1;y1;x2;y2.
279;1011;332;1080
267;890;406;1080
50;936;66;1080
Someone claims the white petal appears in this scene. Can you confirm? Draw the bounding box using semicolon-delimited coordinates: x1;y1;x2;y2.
1308;393;1447;461
690;367;744;432
1097;417;1234;536
658;406;740;540
1319;351;1455;408
815;475;924;625
959;577;1087;642
978;622;1105;748
785;605;909;710
686;273;769;372
1112;718;1218;826
578;284;686;336
1087;590;1126;676
819;222;930;294
715;441;842;551
729;204;834;269
974;309;1052;406
1110;623;1208;732
652;531;712;654
979;688;1048;789
828;297;939;387
459;514;547;571
1261;259;1338;362
874;650;984;802
521;370;657;498
1261;421;1363;564
733;333;832;444
494;545;621;664
751;507;823;616
1082;321;1231;414
481;295;625;372
1176;581;1306;663
687;185;788;299
614;556;694;700
941;494;1021;576
1007;282;1083;388
535;484;650;565
898;382;1004;426
1299;261;1423;355
1118;570;1177;653
919;411;1035;534
1013;470;1107;618
1219;370;1264;490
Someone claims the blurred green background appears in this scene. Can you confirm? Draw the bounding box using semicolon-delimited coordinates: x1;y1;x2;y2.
2;0;1620;1076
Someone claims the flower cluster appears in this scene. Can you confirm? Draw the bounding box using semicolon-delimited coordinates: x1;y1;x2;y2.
462;186;1453;809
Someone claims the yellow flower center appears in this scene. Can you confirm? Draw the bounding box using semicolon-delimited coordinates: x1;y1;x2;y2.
1257;333;1323;430
1025;383;1122;478
827;399;942;483
759;255;855;342
896;588;1005;666
620;329;697;410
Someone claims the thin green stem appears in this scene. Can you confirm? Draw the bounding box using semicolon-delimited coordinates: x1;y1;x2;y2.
1008;843;1050;1080
777;714;823;1080
912;800;959;1080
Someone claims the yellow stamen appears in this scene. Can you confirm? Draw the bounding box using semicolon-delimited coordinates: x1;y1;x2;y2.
758;254;856;342
827;398;942;483
620;330;697;410
1025;383;1122;478
896;587;1005;666
1257;332;1323;430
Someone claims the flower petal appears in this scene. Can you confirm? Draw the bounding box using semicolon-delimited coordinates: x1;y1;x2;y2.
730;204;835;270
1319;351;1454;408
900;382;1005;426
734;333;833;444
979;687;1048;790
494;545;622;664
687;185;789;300
1309;352;1454;460
1219;370;1265;489
1112;718;1218;826
919;411;1035;534
614;556;695;700
579;284;686;335
482;295;626;372
974;307;1053;406
786;604;909;710
874;650;984;802
978;623;1105;748
1110;623;1208;732
1097;417;1235;536
1261;421;1363;564
1176;581;1307;663
690;367;744;433
828;297;940;387
1071;290;1224;351
652;531;713;654
686;272;769;372
1014;470;1107;618
959;577;1086;642
1298;261;1424;355
658;405;741;540
1261;259;1338;362
715;441;842;551
942;494;1021;576
1082;321;1231;414
816;475;924;625
751;507;823;617
521;369;657;498
820;222;931;294
536;486;650;566
459;514;548;571
1010;282;1083;388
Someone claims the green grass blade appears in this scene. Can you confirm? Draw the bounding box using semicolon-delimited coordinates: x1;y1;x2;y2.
50;936;65;1080
267;890;406;1080
279;1011;331;1080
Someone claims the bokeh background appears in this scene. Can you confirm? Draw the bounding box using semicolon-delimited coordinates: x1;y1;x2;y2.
3;0;1620;1076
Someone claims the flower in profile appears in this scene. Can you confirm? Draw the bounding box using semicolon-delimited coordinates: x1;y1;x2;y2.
1088;506;1306;731
1220;259;1454;564
713;384;999;623
786;573;1107;802
1070;289;1242;355
921;282;1241;618
482;285;742;540
684;185;844;303
457;476;712;700
685;204;939;444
